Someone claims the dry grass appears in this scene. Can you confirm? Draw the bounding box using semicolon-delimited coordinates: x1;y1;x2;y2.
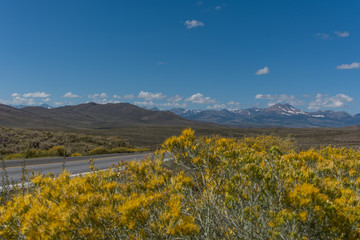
76;125;360;150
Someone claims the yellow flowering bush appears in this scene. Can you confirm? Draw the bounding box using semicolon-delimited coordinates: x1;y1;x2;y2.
162;129;360;239
88;147;109;155
3;145;65;160
0;158;199;239
70;152;82;157
3;153;24;160
1;129;360;239
109;147;150;154
46;145;66;157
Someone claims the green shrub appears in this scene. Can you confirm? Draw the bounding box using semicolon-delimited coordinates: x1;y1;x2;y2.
0;149;12;155
24;149;41;158
88;147;109;155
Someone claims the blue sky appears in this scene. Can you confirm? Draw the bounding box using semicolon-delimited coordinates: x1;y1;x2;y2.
1;0;360;113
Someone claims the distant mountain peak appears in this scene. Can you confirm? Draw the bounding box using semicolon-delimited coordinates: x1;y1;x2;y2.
266;104;306;115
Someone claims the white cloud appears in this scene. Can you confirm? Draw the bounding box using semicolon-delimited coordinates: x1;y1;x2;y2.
108;100;121;104
255;66;270;75
316;33;330;39
88;93;108;99
0;99;9;105
185;20;204;29
134;101;156;106
255;94;304;106
54;102;63;106
8;92;50;106
167;95;182;103
227;101;241;106
99;93;108;98
124;94;135;100
336;62;360;70
161;102;187;108
215;6;221;10
94;99;121;104
206;104;226;109
134;93;185;108
308;93;353;110
185;93;216;104
113;94;135;100
334;31;349;38
255;94;265;99
9;92;38;105
157;61;167;65
227;101;241;109
137;91;166;101
23;92;50;98
134;100;187;108
63;92;81;98
316;31;349;39
12;96;36;106
87;93;110;104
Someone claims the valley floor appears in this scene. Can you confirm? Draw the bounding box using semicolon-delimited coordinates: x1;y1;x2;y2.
79;125;360;150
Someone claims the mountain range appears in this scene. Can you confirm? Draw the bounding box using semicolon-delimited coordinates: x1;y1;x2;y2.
169;104;360;128
0;102;200;130
1;102;360;130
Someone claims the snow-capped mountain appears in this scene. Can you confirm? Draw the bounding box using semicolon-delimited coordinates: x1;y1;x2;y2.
170;104;360;128
265;103;306;116
169;108;202;118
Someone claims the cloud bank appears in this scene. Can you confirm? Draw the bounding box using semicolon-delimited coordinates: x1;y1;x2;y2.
63;92;81;98
308;93;353;110
185;93;216;104
255;94;304;106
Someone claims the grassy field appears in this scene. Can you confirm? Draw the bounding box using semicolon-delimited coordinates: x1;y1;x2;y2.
2;124;360;159
76;125;360;150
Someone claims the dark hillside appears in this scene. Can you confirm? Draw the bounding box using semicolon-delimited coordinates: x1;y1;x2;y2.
0;104;61;129
1;103;204;130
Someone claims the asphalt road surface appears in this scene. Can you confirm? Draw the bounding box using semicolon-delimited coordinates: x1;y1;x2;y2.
0;152;151;184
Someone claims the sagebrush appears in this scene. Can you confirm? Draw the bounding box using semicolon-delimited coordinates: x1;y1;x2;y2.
1;129;360;239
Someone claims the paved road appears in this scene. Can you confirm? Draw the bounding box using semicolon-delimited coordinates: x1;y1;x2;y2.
0;152;151;184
